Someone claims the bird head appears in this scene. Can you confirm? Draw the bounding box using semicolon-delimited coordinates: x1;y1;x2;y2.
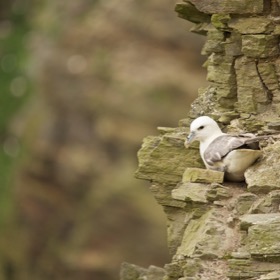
185;116;222;146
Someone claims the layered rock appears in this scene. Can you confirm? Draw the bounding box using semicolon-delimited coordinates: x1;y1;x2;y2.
123;1;280;279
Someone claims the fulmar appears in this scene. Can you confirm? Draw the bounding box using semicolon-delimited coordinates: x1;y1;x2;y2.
185;116;267;182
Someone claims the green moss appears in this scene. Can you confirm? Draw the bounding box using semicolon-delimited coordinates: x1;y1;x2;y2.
211;14;231;29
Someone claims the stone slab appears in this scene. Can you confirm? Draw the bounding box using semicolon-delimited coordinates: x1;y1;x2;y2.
182;167;224;184
187;0;263;14
239;213;280;230
172;182;210;203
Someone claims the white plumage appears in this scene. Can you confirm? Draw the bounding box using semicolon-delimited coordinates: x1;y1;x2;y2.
185;116;263;182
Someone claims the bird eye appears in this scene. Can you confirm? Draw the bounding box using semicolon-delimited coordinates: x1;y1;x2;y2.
198;125;204;130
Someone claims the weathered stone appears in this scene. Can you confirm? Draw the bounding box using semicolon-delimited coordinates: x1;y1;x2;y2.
207;66;235;84
150;184;186;208
178;276;199;280
188;86;219;118
206;54;236;85
272;103;280;115
228;259;280;279
239;117;266;132
239;213;280;230
214;84;237;100
246;142;280;194
206;183;232;201
235;86;257;113
135;132;204;185
165;207;193;255
182;167;224;184
201;29;225;54
274;58;280;82
218;112;240;124
258;271;280;280
234;57;263;88
228;259;255;279
190;22;210;35
241;35;279;58
157;127;178;134
211;83;238;108
120;262;147;280
249;191;280;214
234;57;271;113
224;32;242;56
146;265;166;280
164;262;184;279
178;277;198;280
231;250;251;259
267;121;280;130
176;209;234;259
188;0;264;14
208;53;235;71
273;25;280;35
254;89;272;106
228;17;274;34
178;118;190;128
247;222;280;261
175;2;211;24
272;0;280;15
172;182;210;203
182;259;203;277
233;193;258;215
211;14;230;29
256;62;279;92
218;96;237;109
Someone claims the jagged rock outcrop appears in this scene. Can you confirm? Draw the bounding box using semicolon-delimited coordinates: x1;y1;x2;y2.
122;1;280;279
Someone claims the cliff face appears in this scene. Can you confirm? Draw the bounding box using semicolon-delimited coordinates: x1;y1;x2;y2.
123;1;280;279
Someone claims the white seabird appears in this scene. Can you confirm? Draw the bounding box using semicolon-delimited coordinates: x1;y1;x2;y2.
185;116;264;182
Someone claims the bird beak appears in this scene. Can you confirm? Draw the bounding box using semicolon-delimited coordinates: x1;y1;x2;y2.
184;131;195;148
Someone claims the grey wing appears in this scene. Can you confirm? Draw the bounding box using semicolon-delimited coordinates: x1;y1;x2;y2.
203;135;245;165
243;135;270;148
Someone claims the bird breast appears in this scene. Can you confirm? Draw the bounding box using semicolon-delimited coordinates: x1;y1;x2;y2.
216;149;262;182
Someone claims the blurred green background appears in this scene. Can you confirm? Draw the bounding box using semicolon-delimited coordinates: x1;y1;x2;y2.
0;0;206;279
